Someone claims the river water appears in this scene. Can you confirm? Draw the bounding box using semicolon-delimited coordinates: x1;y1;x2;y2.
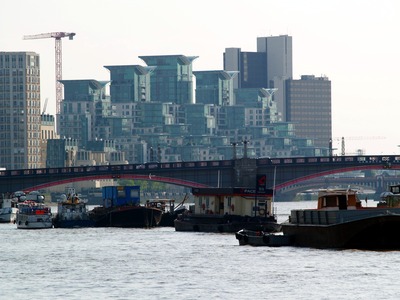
1;201;398;300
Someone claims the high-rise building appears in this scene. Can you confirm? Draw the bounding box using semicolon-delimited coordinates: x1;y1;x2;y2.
139;55;198;105
59;80;111;145
286;75;331;148
223;36;331;149
193;70;238;106
235;88;279;125
223;48;267;90
257;35;292;119
104;65;155;103
0;52;41;169
256;35;293;84
223;35;292;88
224;35;293;120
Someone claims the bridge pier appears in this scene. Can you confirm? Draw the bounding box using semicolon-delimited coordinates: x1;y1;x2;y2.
233;158;257;187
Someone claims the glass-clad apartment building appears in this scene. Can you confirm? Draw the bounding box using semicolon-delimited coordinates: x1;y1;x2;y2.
193;70;238;106
139;55;198;105
104;65;155;103
59;80;111;145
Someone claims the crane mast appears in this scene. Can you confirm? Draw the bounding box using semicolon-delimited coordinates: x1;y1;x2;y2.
23;32;75;116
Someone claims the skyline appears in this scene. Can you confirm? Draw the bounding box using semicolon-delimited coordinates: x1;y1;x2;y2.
2;0;399;155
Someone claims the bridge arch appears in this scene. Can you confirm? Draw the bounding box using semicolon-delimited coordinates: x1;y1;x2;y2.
26;174;210;192
274;165;397;191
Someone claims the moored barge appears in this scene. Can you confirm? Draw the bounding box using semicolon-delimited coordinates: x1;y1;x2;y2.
174;187;280;233
89;186;163;228
281;186;400;250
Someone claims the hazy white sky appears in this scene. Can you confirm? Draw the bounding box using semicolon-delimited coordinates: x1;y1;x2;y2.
2;0;399;155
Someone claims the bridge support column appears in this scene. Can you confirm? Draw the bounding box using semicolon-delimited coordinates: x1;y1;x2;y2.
233;158;257;187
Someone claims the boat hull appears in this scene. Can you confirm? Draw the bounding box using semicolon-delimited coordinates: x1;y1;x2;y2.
282;213;400;249
53;219;95;228
53;208;95;228
16;214;53;229
158;208;187;227
174;214;280;233
90;206;163;228
0;208;17;223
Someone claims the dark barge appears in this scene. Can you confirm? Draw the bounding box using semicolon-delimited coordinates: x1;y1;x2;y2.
89;186;163;228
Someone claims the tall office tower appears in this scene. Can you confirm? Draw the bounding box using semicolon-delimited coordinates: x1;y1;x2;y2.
104;65;155;103
0;52;41;169
224;35;293;120
286;75;331;148
139;55;198;105
256;35;293;84
257;35;292;121
223;48;267;90
59;80;111;145
193;70;238;106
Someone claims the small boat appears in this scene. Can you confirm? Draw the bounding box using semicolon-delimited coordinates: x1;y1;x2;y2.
16;191;52;229
53;192;95;228
281;186;400;250
89;186;163;228
174;187;280;233
235;229;292;247
0;197;18;223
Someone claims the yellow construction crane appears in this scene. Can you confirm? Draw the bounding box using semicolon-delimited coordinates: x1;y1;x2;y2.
23;32;76;115
332;136;386;155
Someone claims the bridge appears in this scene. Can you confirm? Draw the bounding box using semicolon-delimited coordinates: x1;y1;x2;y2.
1;155;399;200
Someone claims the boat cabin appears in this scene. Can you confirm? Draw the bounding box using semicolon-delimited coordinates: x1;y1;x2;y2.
146;199;175;213
317;189;361;210
0;198;17;210
378;185;400;208
25;191;45;203
191;187;274;217
102;186;140;208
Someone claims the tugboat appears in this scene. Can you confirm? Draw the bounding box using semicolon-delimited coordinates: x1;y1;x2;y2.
89;186;163;228
53;189;95;228
16;191;52;229
174;187;280;233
